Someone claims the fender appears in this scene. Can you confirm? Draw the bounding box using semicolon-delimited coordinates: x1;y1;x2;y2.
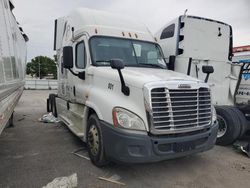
85;100;104;120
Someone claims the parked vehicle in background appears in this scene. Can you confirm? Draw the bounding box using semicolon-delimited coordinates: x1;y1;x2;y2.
233;46;250;131
48;8;218;167
155;15;250;145
0;0;28;134
233;45;250;105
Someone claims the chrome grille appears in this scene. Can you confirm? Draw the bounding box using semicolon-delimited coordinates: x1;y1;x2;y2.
151;87;211;131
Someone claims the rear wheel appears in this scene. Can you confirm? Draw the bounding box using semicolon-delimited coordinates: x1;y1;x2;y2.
48;94;57;117
47;98;50;112
216;106;241;145
230;108;248;138
87;114;109;167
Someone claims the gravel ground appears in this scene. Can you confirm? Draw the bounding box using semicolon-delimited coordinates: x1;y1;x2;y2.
0;90;249;188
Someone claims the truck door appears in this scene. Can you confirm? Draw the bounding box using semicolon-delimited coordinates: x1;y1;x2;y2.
69;35;89;103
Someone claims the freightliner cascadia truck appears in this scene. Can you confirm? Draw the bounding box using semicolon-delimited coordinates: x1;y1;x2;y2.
48;8;218;166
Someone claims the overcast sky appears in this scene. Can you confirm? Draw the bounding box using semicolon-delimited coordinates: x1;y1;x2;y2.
13;0;250;61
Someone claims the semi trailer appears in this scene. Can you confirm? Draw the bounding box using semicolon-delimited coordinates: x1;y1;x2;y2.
155;15;249;145
233;46;250;132
48;8;218;166
0;0;28;134
233;45;250;105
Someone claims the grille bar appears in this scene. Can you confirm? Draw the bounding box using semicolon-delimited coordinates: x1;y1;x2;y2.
153;112;210;119
152;107;211;114
151;87;211;133
154;122;199;128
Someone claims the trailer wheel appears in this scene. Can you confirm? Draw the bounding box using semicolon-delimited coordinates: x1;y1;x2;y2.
230;108;248;138
87;114;109;167
48;94;57;117
215;106;241;146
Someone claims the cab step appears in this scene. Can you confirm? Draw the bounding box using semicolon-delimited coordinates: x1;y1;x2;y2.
59;114;84;138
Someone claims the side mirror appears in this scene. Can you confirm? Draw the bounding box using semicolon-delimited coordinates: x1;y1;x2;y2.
202;65;214;83
202;65;214;74
110;59;125;70
168;55;175;71
110;59;129;96
63;46;73;69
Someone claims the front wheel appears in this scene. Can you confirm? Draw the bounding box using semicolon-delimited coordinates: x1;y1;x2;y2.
87;114;109;167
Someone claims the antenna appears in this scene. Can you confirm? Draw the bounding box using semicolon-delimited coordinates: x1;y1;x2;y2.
184;9;188;17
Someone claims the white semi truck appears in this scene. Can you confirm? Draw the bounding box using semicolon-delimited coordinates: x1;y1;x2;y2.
0;0;28;134
48;8;218;166
155;15;249;145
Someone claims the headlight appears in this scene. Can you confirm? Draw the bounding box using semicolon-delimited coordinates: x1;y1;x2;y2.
112;107;146;131
212;105;217;123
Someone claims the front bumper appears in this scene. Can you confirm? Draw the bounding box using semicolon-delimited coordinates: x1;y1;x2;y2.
101;121;218;164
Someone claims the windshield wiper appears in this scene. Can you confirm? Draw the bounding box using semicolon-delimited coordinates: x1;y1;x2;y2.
95;60;111;63
95;60;111;66
138;63;165;69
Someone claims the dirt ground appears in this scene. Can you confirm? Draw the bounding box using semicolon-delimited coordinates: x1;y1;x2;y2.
0;90;249;188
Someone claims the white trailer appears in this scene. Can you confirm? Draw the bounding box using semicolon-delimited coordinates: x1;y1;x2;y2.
48;8;218;166
233;45;250;105
155;15;249;145
0;0;28;134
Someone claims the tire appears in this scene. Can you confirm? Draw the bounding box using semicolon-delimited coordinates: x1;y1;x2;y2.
47;98;50;112
215;106;241;146
230;108;248;138
48;94;57;117
48;95;53;113
86;114;109;167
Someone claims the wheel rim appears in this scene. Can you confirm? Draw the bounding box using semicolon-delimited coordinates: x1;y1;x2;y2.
87;124;99;156
217;115;227;138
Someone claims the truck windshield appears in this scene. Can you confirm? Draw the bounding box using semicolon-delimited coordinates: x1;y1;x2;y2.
90;36;167;69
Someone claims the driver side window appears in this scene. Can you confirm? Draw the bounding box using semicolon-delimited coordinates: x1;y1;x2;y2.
75;41;86;69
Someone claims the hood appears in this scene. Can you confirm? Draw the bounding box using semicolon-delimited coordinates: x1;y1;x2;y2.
90;67;202;88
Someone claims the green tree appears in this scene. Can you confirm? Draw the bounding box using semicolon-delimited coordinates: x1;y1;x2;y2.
26;56;57;79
